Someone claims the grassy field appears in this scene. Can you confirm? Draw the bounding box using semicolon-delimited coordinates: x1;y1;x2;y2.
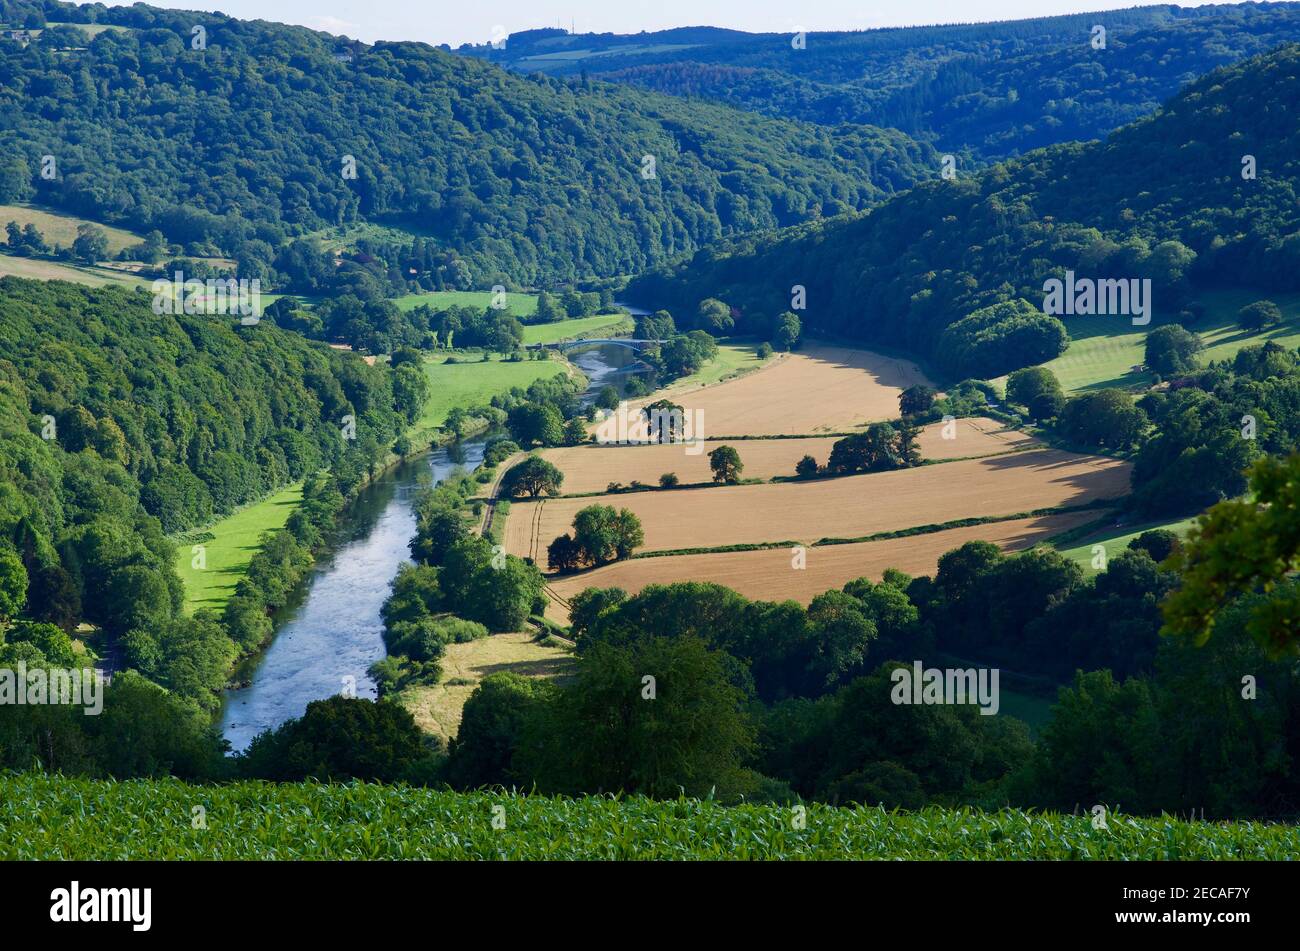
1042;288;1300;393
662;340;768;391
418;353;569;430
394;289;539;317
0;203;141;255
0;253;150;288
521;312;631;345
3;772;1293;859
1054;515;1197;573
399;631;572;742
174;483;304;613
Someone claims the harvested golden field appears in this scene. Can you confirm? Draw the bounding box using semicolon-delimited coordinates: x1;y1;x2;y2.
543;417;1037;494
398;631;572;742
505;448;1130;560
617;342;930;437
543;511;1100;617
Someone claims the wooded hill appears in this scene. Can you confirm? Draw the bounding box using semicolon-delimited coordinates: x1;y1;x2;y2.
0;1;933;287
467;3;1300;160
629;43;1300;377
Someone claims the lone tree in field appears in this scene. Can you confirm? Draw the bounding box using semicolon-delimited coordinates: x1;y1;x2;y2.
708;445;743;484
571;505;644;566
828;423;901;474
658;472;679;488
1144;324;1203;376
1238;299;1283;332
899;384;936;417
641;399;686;444
501;456;564;498
547;534;582;573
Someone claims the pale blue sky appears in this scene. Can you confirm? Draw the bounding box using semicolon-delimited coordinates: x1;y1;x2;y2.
158;1;1223;48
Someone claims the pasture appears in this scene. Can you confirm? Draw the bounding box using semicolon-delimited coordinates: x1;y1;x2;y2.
418;353;568;430
1041;288;1300;393
398;632;572;742
175;483;304;613
0;203;141;255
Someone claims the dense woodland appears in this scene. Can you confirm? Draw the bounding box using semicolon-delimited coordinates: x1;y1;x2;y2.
0;277;413;716
471;4;1300;160
631;43;1300;374
0;1;932;287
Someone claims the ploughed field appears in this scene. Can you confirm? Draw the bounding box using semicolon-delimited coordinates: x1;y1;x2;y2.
543;511;1102;615
617;343;929;437
541;417;1038;493
505;449;1131;559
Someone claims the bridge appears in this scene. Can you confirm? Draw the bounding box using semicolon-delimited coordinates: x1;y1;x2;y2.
527;337;656;351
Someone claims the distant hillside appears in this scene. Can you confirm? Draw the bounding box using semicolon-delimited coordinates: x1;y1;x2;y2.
467;3;1300;159
0;2;933;287
629;44;1300;376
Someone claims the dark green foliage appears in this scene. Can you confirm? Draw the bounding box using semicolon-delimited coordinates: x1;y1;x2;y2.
1145;324;1203;376
445;672;559;789
523;636;758;800
568;504;644;566
938;300;1068;378
707;445;743;483
0;669;227;781
1128;529;1181;563
1238;299;1283;331
239;696;438;784
827;423;905;474
1056;389;1148;451
500;456;564;498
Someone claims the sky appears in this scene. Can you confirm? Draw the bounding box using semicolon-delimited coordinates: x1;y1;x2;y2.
157;0;1224;48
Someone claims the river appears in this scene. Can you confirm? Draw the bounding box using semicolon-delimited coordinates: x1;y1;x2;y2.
218;342;640;751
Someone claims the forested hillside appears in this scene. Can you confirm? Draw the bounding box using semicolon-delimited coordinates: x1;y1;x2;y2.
0;1;932;287
469;3;1300;160
629;43;1300;376
0;276;413;712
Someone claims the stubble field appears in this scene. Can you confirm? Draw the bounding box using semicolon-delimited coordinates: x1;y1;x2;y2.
543;510;1103;614
506;449;1130;559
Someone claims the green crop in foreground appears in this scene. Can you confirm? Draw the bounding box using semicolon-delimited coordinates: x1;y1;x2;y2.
3;773;1296;860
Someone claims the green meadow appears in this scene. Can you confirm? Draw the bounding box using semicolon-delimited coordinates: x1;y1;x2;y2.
418;353;569;430
394;289;539;317
1053;515;1197;574
175;483;304;613
0;203;142;255
661;341;767;391
1043;288;1300;393
520;312;631;345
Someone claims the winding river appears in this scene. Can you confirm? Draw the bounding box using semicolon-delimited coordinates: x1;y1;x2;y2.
219;341;642;751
